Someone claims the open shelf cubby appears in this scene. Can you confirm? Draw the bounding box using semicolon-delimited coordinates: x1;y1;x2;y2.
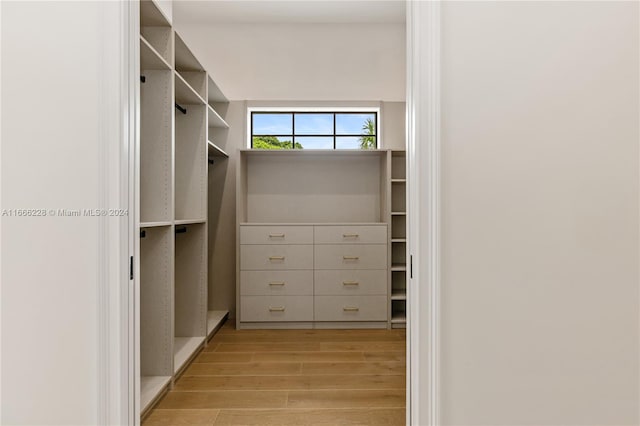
391;300;407;328
391;214;406;239
392;241;406;266
175;103;206;221
391;151;406;180
174;223;207;373
140;36;171;70
140;69;172;223
392;270;407;298
140;225;173;411
140;1;172;66
238;149;388;224
391;183;406;213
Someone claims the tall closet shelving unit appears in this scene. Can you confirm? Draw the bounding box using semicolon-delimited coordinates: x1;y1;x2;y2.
389;150;407;328
138;0;229;417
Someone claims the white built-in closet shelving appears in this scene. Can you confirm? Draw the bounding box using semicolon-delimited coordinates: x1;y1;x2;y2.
389;151;407;328
237;149;406;330
138;0;229;417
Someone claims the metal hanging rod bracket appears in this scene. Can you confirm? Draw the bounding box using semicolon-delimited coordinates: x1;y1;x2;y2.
140;75;146;83
140;230;146;238
175;226;187;234
175;103;187;114
208;159;215;165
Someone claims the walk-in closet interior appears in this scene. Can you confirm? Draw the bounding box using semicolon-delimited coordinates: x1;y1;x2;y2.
136;1;408;423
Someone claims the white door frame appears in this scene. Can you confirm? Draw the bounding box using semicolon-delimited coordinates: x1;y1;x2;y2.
97;0;137;424
406;1;441;425
103;0;442;424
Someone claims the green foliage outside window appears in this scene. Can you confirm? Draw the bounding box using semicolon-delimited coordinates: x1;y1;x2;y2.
252;136;303;150
358;118;376;149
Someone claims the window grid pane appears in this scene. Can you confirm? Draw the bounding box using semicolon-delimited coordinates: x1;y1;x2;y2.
251;111;377;150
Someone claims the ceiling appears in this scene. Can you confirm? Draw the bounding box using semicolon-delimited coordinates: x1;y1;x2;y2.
173;0;406;25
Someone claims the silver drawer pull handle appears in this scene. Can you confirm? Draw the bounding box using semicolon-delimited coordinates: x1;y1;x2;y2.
342;281;359;286
343;233;359;238
269;306;285;312
343;306;359;312
343;256;359;261
269;256;285;261
269;281;285;286
269;233;285;238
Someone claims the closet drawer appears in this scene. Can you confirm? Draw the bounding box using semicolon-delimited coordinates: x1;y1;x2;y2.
314;270;387;296
314;225;387;244
241;245;313;270
314;244;387;270
240;225;313;245
314;295;387;322
241;270;313;296
241;296;313;322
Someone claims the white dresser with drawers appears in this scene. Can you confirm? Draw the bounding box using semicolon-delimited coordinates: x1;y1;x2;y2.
238;223;388;328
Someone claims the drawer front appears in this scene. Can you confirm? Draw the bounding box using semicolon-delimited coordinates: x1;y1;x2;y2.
314;295;387;321
241;296;313;322
314;244;387;270
241;245;313;270
241;270;313;296
314;225;387;244
314;270;387;296
240;225;313;245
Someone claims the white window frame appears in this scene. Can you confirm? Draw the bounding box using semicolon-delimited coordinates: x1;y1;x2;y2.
246;106;382;149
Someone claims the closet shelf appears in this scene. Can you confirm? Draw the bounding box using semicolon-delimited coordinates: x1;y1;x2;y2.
174;32;205;72
391;263;407;271
391;292;407;301
141;221;172;228
174;336;205;374
140;36;171;70
391;179;406;183
140;0;171;27
208;141;229;158
208;105;229;129
208;75;228;104
207;310;229;338
174;218;206;225
390;314;407;324
175;72;206;105
140;375;171;412
391;212;406;216
241;149;388;157
391;238;406;243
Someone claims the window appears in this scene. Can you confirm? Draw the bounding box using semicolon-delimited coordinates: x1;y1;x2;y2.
250;110;378;150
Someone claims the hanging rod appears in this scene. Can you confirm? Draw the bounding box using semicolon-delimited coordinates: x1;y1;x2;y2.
140;230;146;238
175;103;187;114
175;226;187;234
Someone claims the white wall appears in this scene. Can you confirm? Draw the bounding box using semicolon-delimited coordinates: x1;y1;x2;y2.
440;2;639;424
1;1;128;424
173;23;406;101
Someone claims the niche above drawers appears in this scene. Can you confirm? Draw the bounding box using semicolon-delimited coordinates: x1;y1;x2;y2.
238;224;388;329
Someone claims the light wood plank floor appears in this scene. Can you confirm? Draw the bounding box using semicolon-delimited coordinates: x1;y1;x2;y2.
144;322;406;425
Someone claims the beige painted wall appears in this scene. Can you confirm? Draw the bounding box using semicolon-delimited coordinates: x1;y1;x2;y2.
440;2;639;424
172;22;406;101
